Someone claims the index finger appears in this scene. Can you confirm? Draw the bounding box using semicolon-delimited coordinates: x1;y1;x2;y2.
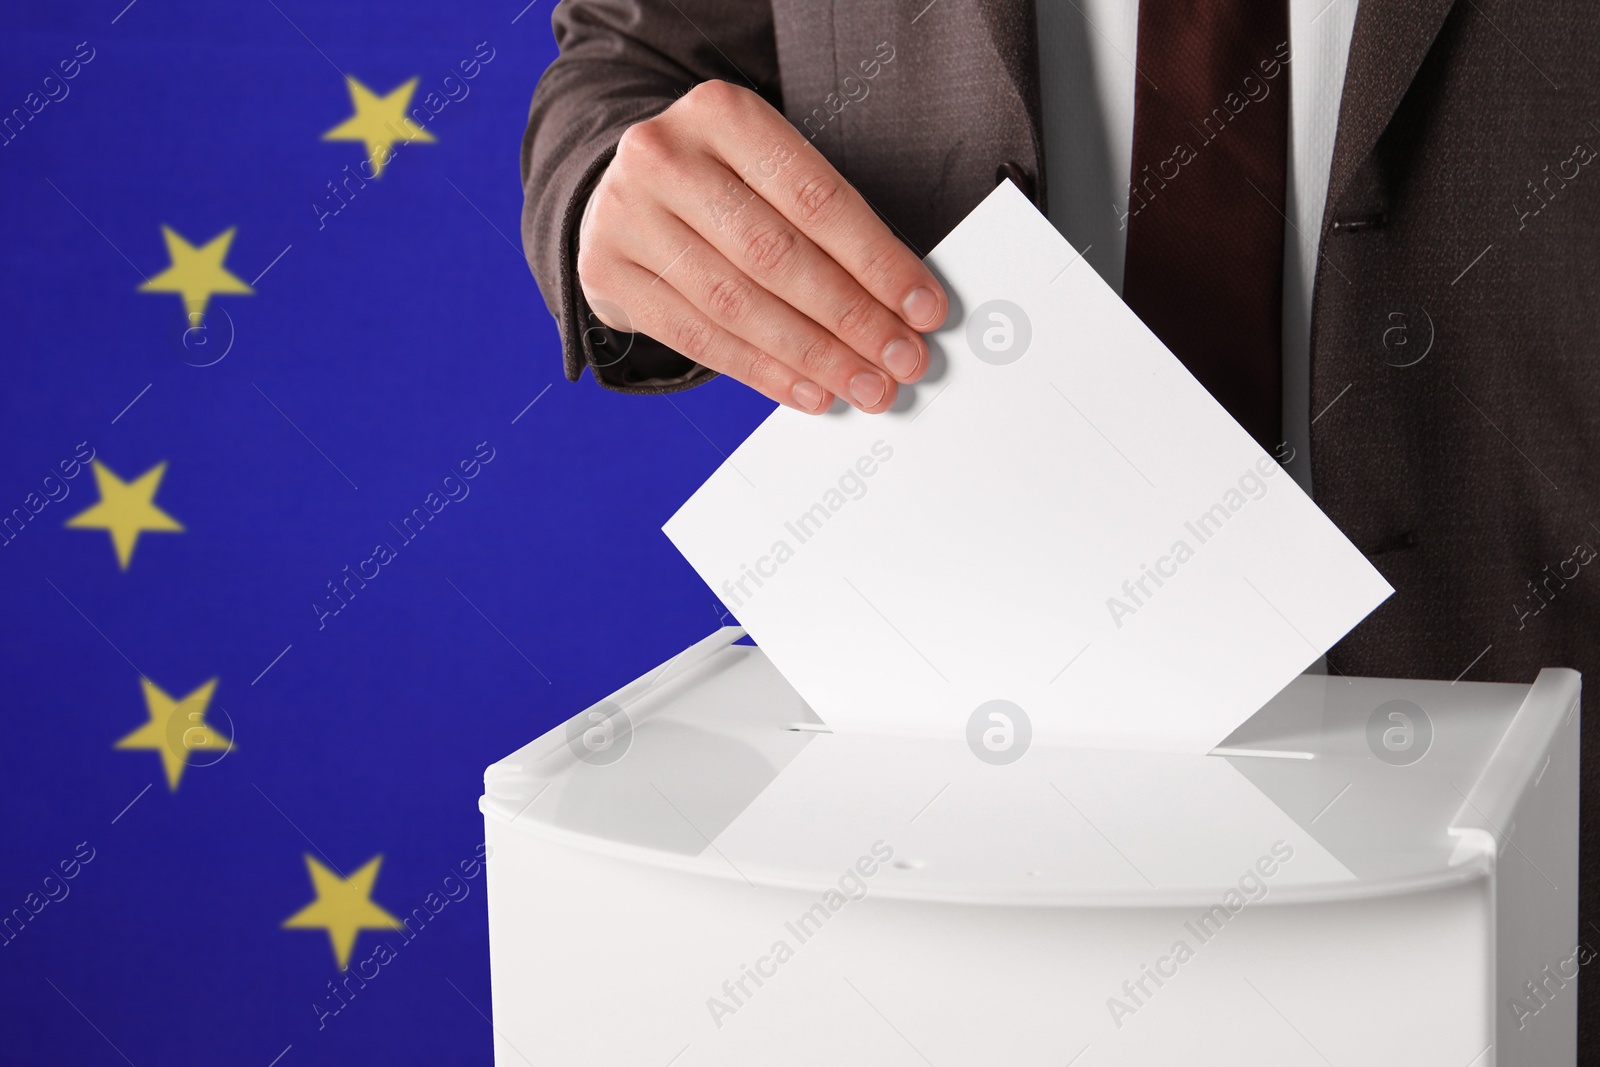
700;87;948;332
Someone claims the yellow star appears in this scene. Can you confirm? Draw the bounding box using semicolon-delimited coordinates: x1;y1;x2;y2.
322;76;435;177
137;225;253;324
65;461;183;570
116;677;232;791
284;855;404;969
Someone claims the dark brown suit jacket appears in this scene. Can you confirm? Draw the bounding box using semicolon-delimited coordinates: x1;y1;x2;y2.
522;0;1600;1054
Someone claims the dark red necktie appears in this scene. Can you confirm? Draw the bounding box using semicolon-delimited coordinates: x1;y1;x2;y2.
1121;0;1289;452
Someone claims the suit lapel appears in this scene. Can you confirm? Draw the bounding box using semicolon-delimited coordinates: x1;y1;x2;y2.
975;0;1046;187
1324;0;1458;220
982;0;1460;224
976;0;1041;107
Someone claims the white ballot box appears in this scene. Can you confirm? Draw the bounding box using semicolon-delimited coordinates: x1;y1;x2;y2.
480;628;1580;1067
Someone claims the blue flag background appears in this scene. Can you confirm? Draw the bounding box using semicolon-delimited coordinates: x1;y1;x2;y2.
1;3;769;1062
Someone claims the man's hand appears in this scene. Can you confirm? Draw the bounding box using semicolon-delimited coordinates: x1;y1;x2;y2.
576;80;948;413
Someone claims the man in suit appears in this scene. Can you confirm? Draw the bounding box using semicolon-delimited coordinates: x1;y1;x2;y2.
521;0;1599;1054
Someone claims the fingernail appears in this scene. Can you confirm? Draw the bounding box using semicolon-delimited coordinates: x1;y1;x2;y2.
882;338;921;380
850;372;887;408
902;286;940;328
793;380;826;411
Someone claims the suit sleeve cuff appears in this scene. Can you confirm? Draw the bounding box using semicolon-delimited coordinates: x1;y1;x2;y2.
558;148;720;395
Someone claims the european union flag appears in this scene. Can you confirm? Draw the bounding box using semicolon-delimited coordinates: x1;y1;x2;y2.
1;2;767;1062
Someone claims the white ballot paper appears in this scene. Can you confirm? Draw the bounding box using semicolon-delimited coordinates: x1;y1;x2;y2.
664;181;1393;753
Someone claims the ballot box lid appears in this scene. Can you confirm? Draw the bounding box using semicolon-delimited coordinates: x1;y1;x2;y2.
480;628;1578;907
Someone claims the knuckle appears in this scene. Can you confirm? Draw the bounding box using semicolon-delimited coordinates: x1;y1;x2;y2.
704;276;751;322
592;174;629;215
684;79;741;115
857;240;904;292
575;237;623;293
793;173;843;227
575;243;605;287
581;200;611;243
834;294;881;340
794;334;838;377
743;347;783;388
671;315;715;361
615;119;669;165
742;225;797;276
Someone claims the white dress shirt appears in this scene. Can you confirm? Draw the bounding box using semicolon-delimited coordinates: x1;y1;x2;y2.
1034;0;1360;494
